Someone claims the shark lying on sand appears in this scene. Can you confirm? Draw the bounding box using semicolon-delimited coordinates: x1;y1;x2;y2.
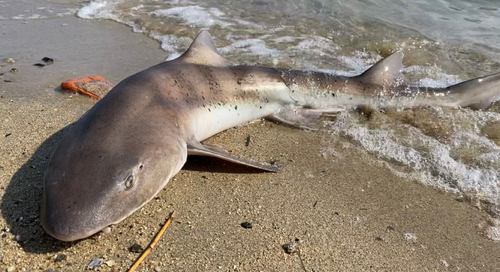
41;30;500;241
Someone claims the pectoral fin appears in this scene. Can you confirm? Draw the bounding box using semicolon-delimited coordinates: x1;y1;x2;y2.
187;140;279;172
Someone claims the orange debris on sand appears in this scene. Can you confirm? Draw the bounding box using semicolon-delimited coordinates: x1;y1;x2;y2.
61;76;114;99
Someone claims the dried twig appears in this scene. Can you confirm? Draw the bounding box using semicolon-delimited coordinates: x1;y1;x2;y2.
127;211;176;272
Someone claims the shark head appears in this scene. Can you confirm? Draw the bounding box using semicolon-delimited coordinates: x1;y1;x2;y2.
40;31;227;241
41;30;281;241
41;87;187;241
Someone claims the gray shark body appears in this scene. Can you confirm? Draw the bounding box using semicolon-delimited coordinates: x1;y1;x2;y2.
41;31;500;241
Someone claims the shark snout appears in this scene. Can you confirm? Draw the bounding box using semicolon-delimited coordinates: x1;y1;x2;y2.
40;210;111;241
40;190;110;241
41;218;95;242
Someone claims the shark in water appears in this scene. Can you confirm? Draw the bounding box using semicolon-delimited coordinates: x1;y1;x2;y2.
41;31;500;241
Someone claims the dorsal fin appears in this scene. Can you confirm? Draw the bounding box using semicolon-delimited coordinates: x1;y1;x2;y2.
356;52;404;86
177;31;231;67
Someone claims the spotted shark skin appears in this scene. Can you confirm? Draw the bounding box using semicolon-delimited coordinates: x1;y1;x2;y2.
41;31;500;241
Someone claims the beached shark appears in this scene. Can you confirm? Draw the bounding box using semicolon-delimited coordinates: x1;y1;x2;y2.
41;31;500;241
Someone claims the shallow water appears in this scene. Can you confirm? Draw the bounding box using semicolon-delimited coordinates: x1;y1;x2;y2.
2;0;500;222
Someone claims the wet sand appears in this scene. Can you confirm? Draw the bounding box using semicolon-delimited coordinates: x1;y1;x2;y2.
1;15;500;271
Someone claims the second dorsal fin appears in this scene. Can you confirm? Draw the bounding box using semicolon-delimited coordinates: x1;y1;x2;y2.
177;31;231;67
356;52;404;86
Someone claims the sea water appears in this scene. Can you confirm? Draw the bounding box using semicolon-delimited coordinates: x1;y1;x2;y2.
2;0;500;228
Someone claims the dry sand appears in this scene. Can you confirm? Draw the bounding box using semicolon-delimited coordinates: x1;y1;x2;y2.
1;15;500;271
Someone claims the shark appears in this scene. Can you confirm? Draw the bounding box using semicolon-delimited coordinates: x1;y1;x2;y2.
41;31;500;241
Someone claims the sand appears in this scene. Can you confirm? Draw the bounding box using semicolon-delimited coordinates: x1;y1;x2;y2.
1;15;500;272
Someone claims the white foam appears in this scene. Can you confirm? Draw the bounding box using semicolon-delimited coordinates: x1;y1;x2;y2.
233;18;263;29
77;0;118;20
417;77;461;88
219;39;280;57
26;14;44;19
307;53;372;77
56;8;80;18
149;32;179;52
273;36;298;43
297;36;340;55
153;6;230;27
148;32;194;56
77;1;142;34
327;110;500;216
339;51;377;74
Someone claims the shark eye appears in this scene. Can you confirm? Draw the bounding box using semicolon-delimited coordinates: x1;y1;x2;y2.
124;174;134;189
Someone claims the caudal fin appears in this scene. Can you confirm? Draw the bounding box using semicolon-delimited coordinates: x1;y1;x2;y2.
446;72;500;110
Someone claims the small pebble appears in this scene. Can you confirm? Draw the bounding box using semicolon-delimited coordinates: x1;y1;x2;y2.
403;233;417;243
375;236;384;241
241;222;252;229
282;241;298;254
42;57;54;64
154;266;162;272
87;258;104;270
54;254;67;262
245;135;252;147
102;226;112;234
10;68;18;73
4;79;12;83
387;225;395;231
44;269;55;272
486;226;500;241
128;243;144;253
4;58;15;64
7;266;15;272
34;63;46;67
105;260;115;267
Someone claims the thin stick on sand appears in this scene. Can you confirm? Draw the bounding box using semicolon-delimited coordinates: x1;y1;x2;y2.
127;211;176;272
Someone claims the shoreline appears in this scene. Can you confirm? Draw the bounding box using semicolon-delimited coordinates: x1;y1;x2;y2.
1;15;500;271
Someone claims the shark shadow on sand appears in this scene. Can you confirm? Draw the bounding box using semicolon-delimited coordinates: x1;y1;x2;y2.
1;123;272;253
1;126;73;253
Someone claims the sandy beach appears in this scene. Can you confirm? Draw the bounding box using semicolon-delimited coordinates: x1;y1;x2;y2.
1;15;500;271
